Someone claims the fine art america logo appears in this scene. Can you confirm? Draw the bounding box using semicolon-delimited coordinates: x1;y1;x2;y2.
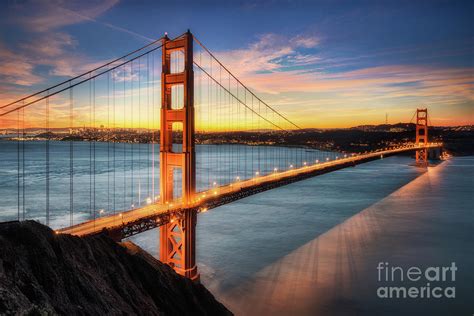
376;262;457;299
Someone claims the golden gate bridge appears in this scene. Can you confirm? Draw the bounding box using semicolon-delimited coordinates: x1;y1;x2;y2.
0;30;442;281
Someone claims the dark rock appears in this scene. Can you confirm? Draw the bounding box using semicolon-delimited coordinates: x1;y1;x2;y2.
0;220;232;315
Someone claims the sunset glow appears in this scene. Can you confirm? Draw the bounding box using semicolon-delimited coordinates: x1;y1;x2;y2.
0;1;472;129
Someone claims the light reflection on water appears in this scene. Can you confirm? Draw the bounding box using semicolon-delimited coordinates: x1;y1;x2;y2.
203;157;473;315
131;156;473;315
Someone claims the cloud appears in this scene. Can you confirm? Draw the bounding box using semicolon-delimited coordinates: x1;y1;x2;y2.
0;32;106;88
0;0;122;90
15;0;119;32
21;32;77;57
203;34;473;127
0;43;42;86
212;33;321;77
11;0;152;42
210;34;473;102
291;35;319;48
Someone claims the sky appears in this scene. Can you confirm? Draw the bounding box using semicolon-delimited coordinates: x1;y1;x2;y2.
0;0;473;128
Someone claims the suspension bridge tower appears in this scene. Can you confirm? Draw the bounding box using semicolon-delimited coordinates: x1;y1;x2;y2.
159;31;199;281
415;108;428;166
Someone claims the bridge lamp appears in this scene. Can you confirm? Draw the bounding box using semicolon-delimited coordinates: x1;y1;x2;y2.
146;197;152;205
326;157;329;161
131;204;135;209
201;207;208;213
99;209;105;216
303;162;307;166
236;176;240;181
315;159;319;163
213;191;218;195
335;156;339;160
290;164;293;169
274;167;278;172
255;171;260;176
344;154;347;158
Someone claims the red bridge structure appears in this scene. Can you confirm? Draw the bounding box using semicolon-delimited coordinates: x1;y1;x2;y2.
0;30;443;281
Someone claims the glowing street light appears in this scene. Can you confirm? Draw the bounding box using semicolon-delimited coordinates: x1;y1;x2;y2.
146;197;152;205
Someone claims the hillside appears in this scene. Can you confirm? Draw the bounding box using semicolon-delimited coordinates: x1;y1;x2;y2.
0;220;232;315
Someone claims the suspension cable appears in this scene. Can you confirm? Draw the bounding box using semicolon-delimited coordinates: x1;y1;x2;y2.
1;36;167;110
1;33;187;117
192;34;301;130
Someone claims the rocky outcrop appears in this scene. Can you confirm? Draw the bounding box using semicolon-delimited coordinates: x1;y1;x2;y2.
0;220;231;315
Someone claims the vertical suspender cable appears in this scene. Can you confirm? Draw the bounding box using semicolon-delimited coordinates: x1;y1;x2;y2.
89;75;93;215
107;72;110;216
123;65;127;212
22;105;25;220
113;69;116;215
147;54;151;200
131;61;134;208
46;91;50;226
17;104;20;220
93;77;96;216
69;84;73;227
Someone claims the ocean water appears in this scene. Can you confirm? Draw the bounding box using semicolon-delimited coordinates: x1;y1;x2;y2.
1;140;472;314
129;156;474;315
0;140;335;227
129;155;426;284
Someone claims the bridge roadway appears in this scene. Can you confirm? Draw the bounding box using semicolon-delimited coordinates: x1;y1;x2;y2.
58;144;442;240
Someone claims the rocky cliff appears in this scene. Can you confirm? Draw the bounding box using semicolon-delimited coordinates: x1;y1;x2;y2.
0;220;231;315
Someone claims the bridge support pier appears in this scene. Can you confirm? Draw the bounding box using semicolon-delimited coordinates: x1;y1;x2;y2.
415;108;429;166
159;31;199;281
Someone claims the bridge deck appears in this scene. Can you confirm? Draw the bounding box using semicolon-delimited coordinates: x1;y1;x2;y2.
58;144;441;239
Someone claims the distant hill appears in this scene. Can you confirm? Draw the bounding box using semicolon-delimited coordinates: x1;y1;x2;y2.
349;123;416;132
